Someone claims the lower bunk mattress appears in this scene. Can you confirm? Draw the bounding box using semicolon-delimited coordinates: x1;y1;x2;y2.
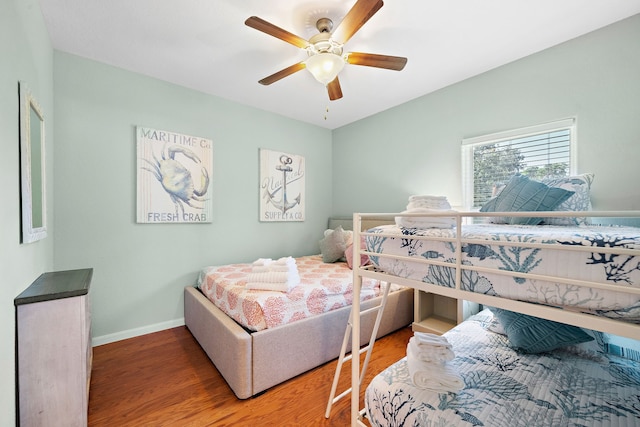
365;224;640;322
365;309;640;427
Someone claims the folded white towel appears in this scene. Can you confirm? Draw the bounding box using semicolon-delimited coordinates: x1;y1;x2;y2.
251;256;297;273
408;337;454;363
413;332;453;348
407;202;448;211
245;281;294;292
274;256;296;266
407;195;452;211
406;343;464;392
407;199;451;210
251;264;293;273
408;195;449;202
246;271;299;284
245;266;300;292
395;209;457;229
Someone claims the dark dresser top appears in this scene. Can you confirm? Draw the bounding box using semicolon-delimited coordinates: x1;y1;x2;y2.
15;268;93;306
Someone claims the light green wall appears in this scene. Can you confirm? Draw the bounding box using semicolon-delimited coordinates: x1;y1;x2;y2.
52;52;332;340
0;0;54;423
3;5;639;424
332;14;640;215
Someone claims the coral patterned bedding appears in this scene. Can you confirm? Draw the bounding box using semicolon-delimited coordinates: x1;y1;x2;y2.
365;224;640;322
197;255;391;331
365;309;640;427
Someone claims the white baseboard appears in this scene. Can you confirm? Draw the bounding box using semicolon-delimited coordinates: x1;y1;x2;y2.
91;317;185;347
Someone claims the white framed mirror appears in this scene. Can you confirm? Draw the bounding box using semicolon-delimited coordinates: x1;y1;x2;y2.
19;81;47;243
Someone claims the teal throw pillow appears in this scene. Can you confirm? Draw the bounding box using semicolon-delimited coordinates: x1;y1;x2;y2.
490;307;593;354
480;174;575;225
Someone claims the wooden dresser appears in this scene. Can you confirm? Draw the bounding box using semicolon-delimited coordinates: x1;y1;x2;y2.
15;268;93;427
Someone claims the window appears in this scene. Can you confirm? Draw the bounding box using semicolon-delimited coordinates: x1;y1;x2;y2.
461;118;576;210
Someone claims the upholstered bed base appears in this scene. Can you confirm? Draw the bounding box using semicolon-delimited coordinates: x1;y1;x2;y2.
184;285;413;399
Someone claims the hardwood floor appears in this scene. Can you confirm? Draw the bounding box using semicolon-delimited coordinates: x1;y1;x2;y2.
88;324;413;426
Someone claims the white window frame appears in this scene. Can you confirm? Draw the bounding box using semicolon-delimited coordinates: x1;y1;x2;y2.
461;118;577;210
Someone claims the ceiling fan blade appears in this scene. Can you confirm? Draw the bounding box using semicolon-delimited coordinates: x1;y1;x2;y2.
327;77;343;101
258;62;306;85
332;0;384;45
245;16;309;49
346;52;407;70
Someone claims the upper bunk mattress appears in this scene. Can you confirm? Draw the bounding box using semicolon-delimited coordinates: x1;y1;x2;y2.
365;224;640;322
197;255;393;332
365;309;640;427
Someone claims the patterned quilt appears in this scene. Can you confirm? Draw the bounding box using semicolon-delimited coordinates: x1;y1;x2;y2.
365;310;640;427
365;224;640;322
197;255;389;331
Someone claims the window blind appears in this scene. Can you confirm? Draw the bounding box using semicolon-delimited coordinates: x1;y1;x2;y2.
461;119;576;209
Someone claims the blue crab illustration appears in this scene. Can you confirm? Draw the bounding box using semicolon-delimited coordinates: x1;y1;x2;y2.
142;143;209;217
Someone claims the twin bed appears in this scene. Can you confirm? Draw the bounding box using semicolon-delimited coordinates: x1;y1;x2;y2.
350;210;640;426
184;218;413;399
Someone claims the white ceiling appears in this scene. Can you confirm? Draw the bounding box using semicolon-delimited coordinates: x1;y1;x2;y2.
38;0;640;130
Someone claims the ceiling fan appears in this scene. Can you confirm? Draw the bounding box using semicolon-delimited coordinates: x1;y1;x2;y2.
245;0;407;101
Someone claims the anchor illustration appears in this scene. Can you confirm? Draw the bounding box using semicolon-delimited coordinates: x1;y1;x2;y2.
264;154;302;214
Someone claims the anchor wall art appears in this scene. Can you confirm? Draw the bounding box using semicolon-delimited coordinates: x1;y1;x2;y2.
259;148;305;222
137;126;213;223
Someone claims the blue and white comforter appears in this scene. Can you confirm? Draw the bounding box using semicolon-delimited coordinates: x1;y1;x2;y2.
365;224;640;321
365;310;640;427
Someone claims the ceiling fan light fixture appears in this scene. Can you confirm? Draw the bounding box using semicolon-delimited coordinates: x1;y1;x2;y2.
306;52;345;85
245;3;407;100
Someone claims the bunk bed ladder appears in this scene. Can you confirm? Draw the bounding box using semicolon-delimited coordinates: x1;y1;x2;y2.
324;281;392;419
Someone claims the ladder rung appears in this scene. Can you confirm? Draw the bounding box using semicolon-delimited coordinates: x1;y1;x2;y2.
359;305;383;316
357;408;368;425
358;345;370;356
337;344;372;366
347;304;383;327
331;387;352;405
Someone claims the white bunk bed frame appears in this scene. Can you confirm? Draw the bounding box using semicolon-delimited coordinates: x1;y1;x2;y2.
349;210;640;426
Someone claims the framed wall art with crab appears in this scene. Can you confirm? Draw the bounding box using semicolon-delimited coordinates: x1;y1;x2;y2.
136;126;213;223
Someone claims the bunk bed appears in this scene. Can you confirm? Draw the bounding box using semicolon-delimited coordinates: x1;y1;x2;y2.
349;210;640;426
184;218;413;399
